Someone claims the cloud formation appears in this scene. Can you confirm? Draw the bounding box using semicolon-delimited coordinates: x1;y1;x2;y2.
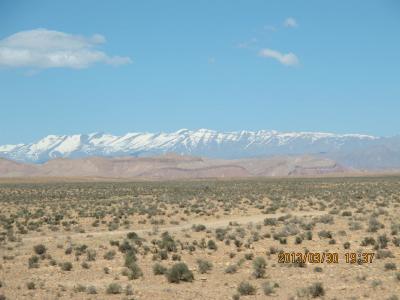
0;29;132;69
284;17;298;28
259;48;299;66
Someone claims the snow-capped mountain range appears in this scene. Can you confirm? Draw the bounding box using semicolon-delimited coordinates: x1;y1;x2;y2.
1;129;399;169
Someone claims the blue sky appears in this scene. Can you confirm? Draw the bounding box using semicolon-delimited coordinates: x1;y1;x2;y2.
0;0;399;144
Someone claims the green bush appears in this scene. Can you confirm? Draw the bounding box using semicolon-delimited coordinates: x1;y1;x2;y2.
127;231;140;240
103;250;116;260
237;281;256;295
86;285;97;294
192;224;206;232
207;240;217;250
314;266;323;273
262;281;279;295
118;240;134;253
225;264;238;274
244;253;254;260
295;236;303;244
159;232;177;252
361;237;376;247
172;254;181;261
264;218;277;226
60;261;73;271
252;257;267;278
33;244;46;255
395;272;400;281
26;281;35;290
106;283;122;294
124;250;137;266
318;230;332;239
378;234;389;249
166;263;194;283
384;263;397;271
376;249;394;259
125;283;134;295
86;249;96;261
28;255;39;268
74;284;86;292
368;217;384;232
153;263;167;275
308;282;325;298
126;261;143;279
159;250;168;260
197;259;213;274
215;228;227;241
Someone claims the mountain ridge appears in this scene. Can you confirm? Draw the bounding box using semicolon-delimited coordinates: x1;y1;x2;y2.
0;129;398;170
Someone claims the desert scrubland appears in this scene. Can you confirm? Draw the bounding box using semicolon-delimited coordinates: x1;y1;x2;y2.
0;177;399;299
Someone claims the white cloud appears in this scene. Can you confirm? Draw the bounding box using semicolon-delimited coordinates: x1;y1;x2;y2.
259;48;299;66
0;29;132;69
284;17;298;28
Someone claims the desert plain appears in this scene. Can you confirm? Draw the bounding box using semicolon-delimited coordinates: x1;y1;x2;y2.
0;176;399;299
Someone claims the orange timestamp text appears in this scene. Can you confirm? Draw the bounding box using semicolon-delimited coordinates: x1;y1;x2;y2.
278;252;375;264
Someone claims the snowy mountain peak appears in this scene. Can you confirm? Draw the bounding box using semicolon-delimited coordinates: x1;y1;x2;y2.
0;129;386;165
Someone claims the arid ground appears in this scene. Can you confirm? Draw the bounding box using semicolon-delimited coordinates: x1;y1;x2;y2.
0;177;399;299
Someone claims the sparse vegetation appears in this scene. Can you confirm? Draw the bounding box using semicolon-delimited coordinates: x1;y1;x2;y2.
0;178;399;299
